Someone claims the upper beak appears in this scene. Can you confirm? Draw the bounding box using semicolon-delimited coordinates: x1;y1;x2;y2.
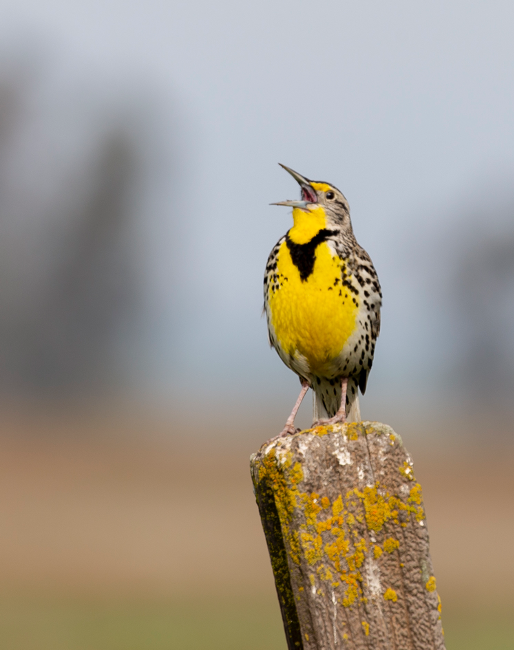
278;163;311;186
271;163;318;207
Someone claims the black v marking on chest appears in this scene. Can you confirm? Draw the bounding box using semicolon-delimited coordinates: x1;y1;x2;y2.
285;229;338;281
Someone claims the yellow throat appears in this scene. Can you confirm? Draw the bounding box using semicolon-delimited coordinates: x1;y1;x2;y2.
288;204;327;244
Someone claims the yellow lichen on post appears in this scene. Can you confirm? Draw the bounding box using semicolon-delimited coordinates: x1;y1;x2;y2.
384;588;398;602
426;576;437;592
383;538;400;553
250;421;446;650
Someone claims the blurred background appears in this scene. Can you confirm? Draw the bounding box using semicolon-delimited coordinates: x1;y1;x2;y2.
0;1;512;648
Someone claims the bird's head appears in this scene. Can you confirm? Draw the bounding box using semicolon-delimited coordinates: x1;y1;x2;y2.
272;164;352;240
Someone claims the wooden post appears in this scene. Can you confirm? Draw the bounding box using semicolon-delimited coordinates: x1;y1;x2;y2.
250;422;445;650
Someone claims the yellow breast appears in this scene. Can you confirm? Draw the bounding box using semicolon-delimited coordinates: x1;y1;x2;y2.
268;239;358;374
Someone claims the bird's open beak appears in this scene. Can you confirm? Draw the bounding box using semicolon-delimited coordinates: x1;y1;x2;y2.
271;163;318;207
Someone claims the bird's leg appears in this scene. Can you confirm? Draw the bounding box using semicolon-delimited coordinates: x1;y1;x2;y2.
279;379;310;437
313;377;348;427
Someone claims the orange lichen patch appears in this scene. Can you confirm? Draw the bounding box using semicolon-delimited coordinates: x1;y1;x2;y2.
290;462;304;485
360;485;393;532
374;545;383;559
383;538;400;553
321;496;330;509
347;538;366;571
332;495;344;516
318;564;333;581
342;581;359;607
325;531;350;572
289;530;301;565
302;492;322;525
301;532;323;565
404;483;425;521
408;483;422;505
384;588;398;602
312;425;332;437
346;423;361;440
282;546;301;571
316;518;333;534
388;491;424;524
257;448;297;517
362;621;370;636
426;576;437;592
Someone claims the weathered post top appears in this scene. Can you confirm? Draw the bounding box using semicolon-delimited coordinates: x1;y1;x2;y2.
250;422;445;650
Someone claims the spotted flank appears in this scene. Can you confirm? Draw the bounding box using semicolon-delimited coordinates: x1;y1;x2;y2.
264;165;381;430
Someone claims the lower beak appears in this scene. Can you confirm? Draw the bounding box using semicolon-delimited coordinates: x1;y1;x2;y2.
270;200;311;210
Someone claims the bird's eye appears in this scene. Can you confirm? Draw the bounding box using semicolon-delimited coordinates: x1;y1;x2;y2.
326;191;335;200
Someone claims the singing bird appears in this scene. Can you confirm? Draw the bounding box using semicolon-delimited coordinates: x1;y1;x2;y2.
264;165;382;435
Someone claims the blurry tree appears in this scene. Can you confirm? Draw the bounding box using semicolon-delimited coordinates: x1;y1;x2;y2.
0;67;141;398
449;209;514;415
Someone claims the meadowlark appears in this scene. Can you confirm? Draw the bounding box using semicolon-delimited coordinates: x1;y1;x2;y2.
264;164;382;436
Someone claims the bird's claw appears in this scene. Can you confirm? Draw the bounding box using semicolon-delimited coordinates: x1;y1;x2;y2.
278;424;300;437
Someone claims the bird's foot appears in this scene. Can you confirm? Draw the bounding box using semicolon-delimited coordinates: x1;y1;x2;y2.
278;424;301;437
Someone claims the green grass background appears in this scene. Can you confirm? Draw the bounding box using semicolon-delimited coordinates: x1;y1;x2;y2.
1;597;512;650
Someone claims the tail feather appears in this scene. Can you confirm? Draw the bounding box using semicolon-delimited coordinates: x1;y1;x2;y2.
313;377;361;424
313;389;329;421
346;394;361;423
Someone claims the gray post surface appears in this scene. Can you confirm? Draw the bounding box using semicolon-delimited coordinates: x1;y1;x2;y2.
250;422;445;650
